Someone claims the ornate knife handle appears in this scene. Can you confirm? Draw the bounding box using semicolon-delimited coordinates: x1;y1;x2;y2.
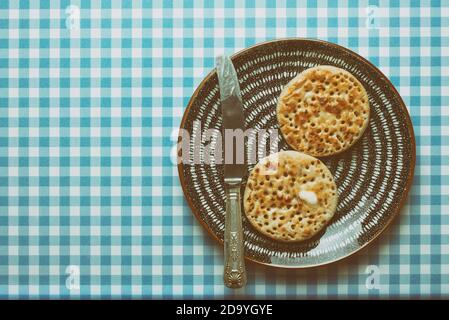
223;185;247;288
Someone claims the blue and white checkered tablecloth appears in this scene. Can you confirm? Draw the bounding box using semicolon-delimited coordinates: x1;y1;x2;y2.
0;0;448;299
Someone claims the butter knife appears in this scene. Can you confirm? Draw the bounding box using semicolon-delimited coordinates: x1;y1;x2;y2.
216;55;247;288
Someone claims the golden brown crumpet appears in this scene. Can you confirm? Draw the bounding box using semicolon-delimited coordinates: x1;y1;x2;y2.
277;65;370;157
243;151;338;242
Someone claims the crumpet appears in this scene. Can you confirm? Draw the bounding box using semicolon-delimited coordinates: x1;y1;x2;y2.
243;151;338;242
277;65;370;156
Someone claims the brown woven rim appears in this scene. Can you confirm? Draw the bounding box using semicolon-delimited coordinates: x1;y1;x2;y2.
177;38;416;269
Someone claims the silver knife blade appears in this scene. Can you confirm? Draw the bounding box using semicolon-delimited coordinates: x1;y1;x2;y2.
216;55;246;184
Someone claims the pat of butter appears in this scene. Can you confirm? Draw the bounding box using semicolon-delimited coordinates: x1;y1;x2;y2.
304;92;314;103
299;190;318;205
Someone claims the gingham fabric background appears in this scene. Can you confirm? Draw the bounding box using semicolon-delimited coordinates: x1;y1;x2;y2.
0;0;448;299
